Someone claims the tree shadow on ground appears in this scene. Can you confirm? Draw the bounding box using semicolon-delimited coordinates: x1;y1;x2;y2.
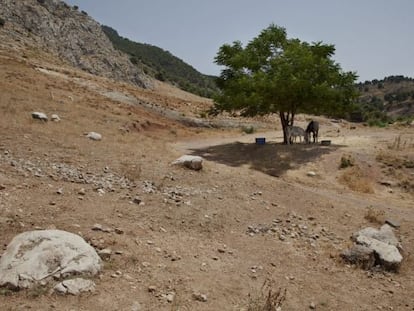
188;141;344;177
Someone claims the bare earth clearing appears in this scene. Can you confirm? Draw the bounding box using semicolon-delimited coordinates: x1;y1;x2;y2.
0;49;414;311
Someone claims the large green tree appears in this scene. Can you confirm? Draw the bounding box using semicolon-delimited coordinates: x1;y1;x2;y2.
214;24;358;143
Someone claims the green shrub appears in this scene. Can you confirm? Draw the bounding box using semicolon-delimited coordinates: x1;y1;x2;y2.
241;125;255;134
0;17;5;27
339;154;355;169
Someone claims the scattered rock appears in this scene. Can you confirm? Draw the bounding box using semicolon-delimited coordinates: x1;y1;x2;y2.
31;112;48;121
51;114;61;122
86;132;102;141
115;228;124;234
148;285;157;293
0;230;102;290
133;196;142;204
98;248;112;260
164;292;175;303
385;219;401;229
172;155;203;171
92;224;103;231
54;278;95;295
307;171;317;177
192;292;208;302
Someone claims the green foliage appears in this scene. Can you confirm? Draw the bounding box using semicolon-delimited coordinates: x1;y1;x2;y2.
0;17;5;27
214;24;358;143
241;125;255;134
339;154;355;169
101;25;219;98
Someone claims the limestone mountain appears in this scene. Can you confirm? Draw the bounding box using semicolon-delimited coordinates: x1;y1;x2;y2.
0;0;150;88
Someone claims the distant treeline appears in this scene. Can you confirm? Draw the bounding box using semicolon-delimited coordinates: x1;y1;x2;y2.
102;25;219;98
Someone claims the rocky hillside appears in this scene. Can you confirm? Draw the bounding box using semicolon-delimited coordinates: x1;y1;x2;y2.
102;25;219;98
0;0;150;88
356;76;414;123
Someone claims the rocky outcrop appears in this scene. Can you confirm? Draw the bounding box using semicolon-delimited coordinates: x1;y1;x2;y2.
0;0;150;88
341;224;403;272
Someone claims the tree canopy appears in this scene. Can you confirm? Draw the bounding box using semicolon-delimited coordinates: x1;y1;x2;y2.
214;24;358;142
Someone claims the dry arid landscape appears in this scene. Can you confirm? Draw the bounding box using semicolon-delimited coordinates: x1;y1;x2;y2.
1;44;414;311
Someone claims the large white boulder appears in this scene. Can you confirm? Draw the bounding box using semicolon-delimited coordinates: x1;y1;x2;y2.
172;155;203;171
0;230;102;290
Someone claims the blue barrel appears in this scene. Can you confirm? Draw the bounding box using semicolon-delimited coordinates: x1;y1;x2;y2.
255;137;266;145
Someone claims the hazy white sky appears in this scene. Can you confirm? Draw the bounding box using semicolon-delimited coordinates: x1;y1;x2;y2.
66;0;413;82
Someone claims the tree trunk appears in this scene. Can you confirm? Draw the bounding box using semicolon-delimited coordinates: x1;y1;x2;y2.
279;111;295;144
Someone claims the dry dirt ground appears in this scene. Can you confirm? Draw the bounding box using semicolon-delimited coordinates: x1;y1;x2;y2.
1;48;414;311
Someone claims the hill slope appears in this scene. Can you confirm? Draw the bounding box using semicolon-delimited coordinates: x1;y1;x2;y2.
102;25;219;98
0;0;150;87
355;76;414;124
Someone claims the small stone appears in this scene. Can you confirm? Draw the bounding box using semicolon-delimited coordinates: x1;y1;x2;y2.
115;228;124;234
98;248;112;260
86;132;102;141
92;224;103;231
217;248;226;253
385;219;400;229
165;292;175;303
32;112;48;121
56;188;64;195
148;285;157;293
309;302;316;309
192;292;208;302
133;196;142;204
307;171;317;177
0;184;6;190
78;188;86;195
51;114;61;122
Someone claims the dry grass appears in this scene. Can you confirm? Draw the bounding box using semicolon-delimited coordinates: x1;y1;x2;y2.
339;154;355;169
338;166;374;193
376;147;414;194
247;279;286;311
364;206;385;224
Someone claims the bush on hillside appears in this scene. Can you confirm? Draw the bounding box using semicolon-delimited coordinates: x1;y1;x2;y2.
0;17;5;27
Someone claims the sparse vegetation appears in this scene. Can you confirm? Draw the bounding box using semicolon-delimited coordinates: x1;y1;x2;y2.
339;154;355;169
364;206;385;224
101;25;219;98
0;17;5;27
355;75;414;125
241;125;256;134
339;166;374;193
247;280;286;311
